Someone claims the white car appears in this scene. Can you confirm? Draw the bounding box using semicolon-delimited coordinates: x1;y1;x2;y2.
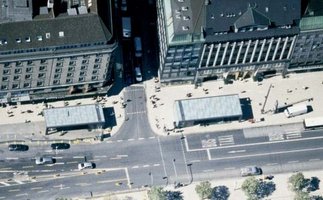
35;157;54;165
78;162;94;170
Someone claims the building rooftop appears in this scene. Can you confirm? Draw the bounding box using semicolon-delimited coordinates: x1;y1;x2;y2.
0;0;33;23
0;13;112;53
44;104;105;128
174;94;242;122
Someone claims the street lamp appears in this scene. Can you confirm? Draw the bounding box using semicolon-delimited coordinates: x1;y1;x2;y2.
148;172;154;187
172;158;178;181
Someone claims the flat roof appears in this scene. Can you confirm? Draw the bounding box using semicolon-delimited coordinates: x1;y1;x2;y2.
44;104;105;128
174;94;242;123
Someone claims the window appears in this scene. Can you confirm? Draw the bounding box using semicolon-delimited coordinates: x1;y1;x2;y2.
3;69;10;75
91;76;98;81
67;73;73;77
66;79;73;83
68;67;75;72
56;62;63;67
81;66;87;70
57;57;64;61
16;61;22;67
95;58;101;63
92;70;98;75
23;82;30;88
15;68;22;74
54;73;62;79
13;75;20;81
53;80;60;85
82;60;89;64
2;76;8;81
40;59;47;64
94;64;100;69
37;81;43;86
38;73;45;78
55;68;62;73
79;77;85;82
12;83;19;89
4;62;10;68
25;74;31;79
26;67;33;73
70;56;77;60
27;60;33;65
1;85;8;90
39;66;46;71
80;71;86;76
69;61;76;66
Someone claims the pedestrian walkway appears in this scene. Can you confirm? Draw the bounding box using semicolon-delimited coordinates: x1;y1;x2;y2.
144;71;323;137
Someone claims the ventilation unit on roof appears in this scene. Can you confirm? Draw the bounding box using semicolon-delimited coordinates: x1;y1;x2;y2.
37;36;43;41
25;37;31;42
178;0;184;2
176;14;181;19
46;33;51;39
59;31;64;38
265;7;269;12
181;6;188;11
16;38;21;43
183;16;190;20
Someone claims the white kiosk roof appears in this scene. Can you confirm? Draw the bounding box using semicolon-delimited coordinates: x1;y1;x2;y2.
44;104;105;128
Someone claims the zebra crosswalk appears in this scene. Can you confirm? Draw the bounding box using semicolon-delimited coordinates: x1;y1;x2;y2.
285;132;302;140
0;179;36;187
218;135;235;146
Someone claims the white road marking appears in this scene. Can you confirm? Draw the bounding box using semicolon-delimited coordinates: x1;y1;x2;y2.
286;132;302;140
110;157;122;160
210;147;323;161
127;111;146;115
88;159;100;162
106;141;113;143
190;160;201;163
73;156;85;159
54;162;65;165
66;161;77;164
117;140;123;142
9;189;20;192
117;155;128;158
218;135;235;146
309;159;320;162
288;160;299;164
14;180;24;184
125;168;132;189
52;156;63;159
37;190;49;193
132;166;139;169
203;169;215;173
44;150;53;153
15;193;28;197
153;163;160;167
22;165;34;169
6;157;18;160
75;183;91;186
149;136;155;139
0;196;5;199
207;149;211;160
157;137;168;178
143;165;150;168
228;150;246;154
266;163;279;166
0;182;10;186
0;167;11;170
97;178;127;184
138;138;145;140
127;139;135;141
224;167;236;170
31;187;42;190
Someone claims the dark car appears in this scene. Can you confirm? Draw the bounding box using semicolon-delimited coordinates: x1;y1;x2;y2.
8;144;29;151
51;143;70;150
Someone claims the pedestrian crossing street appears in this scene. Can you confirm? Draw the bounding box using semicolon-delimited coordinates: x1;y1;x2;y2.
201;135;235;148
268;131;302;141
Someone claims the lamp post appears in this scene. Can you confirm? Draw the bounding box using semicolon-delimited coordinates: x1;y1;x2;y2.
172;158;178;181
148;172;154;187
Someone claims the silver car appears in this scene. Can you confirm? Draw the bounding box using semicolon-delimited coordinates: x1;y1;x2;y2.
78;162;94;170
240;166;262;177
35;157;54;165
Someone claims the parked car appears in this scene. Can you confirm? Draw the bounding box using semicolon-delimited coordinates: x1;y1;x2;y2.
78;162;94;170
121;0;127;11
51;143;70;150
8;144;29;151
240;166;262;177
35;156;54;165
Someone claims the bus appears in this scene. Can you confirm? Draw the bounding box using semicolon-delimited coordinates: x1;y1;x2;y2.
134;37;142;57
304;117;323;130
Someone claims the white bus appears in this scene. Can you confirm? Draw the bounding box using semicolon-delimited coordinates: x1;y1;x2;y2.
134;37;142;57
304;117;323;129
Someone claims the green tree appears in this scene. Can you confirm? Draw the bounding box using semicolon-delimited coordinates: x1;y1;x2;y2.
148;186;166;200
294;191;310;200
210;185;230;200
195;181;212;199
165;190;183;200
311;195;323;200
288;172;308;192
241;177;275;200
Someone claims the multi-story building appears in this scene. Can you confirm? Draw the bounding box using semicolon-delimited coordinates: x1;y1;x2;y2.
156;0;303;85
0;0;116;103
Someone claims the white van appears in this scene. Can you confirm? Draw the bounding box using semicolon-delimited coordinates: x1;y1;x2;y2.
135;67;142;82
134;37;142;57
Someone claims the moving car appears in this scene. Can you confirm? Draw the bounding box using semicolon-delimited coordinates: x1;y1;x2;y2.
240;166;262;177
121;0;127;11
35;156;54;165
51;143;70;150
78;162;94;170
134;67;142;82
8;144;29;151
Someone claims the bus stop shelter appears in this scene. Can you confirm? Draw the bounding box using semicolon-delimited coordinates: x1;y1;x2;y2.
43;104;105;134
174;94;242;128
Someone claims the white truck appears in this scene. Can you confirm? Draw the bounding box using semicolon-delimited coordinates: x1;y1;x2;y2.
284;104;308;118
122;17;131;38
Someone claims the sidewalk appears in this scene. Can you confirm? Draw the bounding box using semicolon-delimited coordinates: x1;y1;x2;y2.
144;71;323;136
101;169;323;200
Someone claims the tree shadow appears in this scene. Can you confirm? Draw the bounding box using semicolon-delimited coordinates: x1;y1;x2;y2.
307;177;320;192
211;185;230;200
257;181;276;198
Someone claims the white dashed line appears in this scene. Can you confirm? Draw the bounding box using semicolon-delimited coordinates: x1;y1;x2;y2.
66;161;77;164
190;160;201;163
288;160;299;164
9;189;20;192
37;190;49;193
0;196;5;199
309;159;320;162
6;157;18;160
14;180;24;184
94;155;107;158
138;138;145;140
153;164;160;167
52;156;63;159
224;167;236;170
143;165;150;168
22;165;34;169
132;166;139;169
266;163;279;166
73;156;85;159
31;187;42;190
127;139;135;141
149;136;155;139
117;140;123;142
54;162;65;165
203;169;215;173
15;193;28;197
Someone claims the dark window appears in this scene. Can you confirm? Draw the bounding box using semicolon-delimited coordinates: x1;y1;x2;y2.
54;74;61;79
69;61;76;66
16;61;22;67
26;67;33;73
27;60;33;65
3;69;10;74
80;71;86;76
2;76;9;81
12;83;19;89
95;58;101;63
37;81;43;86
67;73;73;77
53;80;60;85
39;66;46;71
25;74;31;79
13;75;20;81
94;64;100;69
79;77;85;82
91;76;98;81
55;68;62;73
81;65;87;70
40;59;47;64
66;79;73;83
68;67;75;72
1;85;8;90
82;60;89;64
92;70;98;75
23;82;30;88
38;73;45;78
56;62;63;67
15;68;22;74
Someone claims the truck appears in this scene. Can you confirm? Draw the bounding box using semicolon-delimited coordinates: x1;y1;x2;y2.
122;17;131;38
284;104;308;118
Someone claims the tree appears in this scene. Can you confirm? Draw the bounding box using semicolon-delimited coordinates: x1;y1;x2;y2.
241;177;275;200
210;185;230;200
148;186;166;200
294;191;310;200
195;181;212;200
311;195;323;200
288;172;308;192
165;190;183;200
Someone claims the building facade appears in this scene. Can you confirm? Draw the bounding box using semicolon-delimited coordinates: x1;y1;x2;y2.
156;0;311;85
0;0;116;103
